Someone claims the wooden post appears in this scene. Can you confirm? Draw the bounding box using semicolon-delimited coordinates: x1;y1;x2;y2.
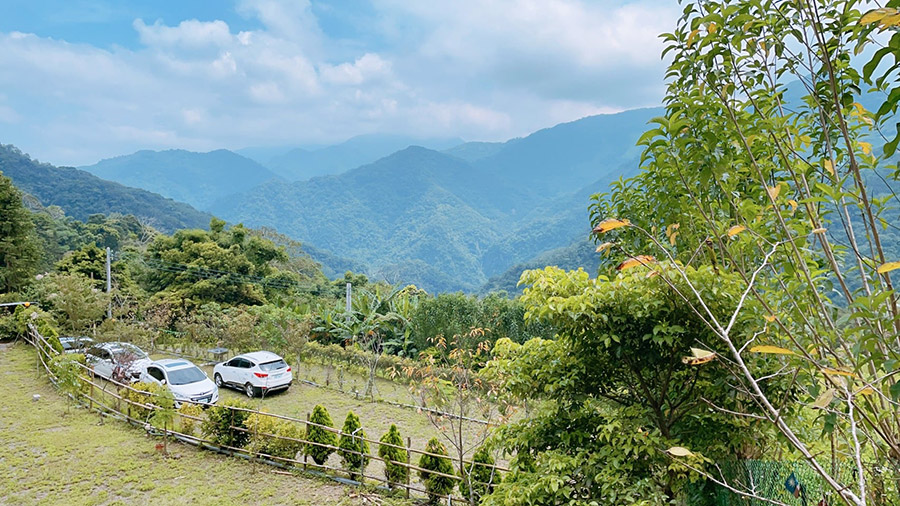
304;413;310;471
406;436;411;499
89;381;94;411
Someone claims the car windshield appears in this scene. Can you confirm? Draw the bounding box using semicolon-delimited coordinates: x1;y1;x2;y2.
112;344;148;360
167;366;207;386
259;359;288;371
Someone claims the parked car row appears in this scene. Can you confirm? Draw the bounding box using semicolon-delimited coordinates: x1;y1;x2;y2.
83;343;293;405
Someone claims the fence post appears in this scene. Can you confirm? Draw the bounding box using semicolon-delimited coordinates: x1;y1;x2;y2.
406;436;411;499
304;413;309;471
89;380;94;411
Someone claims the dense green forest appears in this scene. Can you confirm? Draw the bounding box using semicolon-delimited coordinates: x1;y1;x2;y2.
0;145;211;233
210;110;658;292
81;149;278;211
0;169;549;361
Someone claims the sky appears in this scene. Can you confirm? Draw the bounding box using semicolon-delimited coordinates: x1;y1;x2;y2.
0;0;677;166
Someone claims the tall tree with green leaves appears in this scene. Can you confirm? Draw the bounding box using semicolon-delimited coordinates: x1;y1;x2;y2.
568;0;900;503
0;172;41;292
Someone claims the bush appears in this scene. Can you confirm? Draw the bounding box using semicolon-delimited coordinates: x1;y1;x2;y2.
177;403;204;435
378;424;409;488
50;353;84;410
419;437;455;503
202;398;253;448
306;404;337;465
244;412;305;460
460;446;501;503
120;381;158;421
338;411;369;479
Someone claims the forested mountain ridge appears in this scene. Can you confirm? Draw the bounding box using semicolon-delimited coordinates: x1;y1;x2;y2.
80;149;278;211
0;144;211;233
211;146;512;291
211;109;662;292
263;134;465;181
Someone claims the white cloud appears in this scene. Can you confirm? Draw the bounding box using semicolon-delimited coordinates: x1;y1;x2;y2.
0;0;675;165
320;53;392;86
134;19;234;48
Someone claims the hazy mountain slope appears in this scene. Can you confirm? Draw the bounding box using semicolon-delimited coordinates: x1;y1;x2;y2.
211;147;511;291
480;236;600;295
1;144;211;233
234;146;294;165
475;107;662;197
443;141;509;162
81;149;277;211
480;166;639;278
209;109;661;291
266;134;465;181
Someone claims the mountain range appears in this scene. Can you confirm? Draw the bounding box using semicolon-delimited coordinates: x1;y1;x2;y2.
0;144;211;233
80;149;277;211
5;107;664;293
259;134;465;181
210;108;660;291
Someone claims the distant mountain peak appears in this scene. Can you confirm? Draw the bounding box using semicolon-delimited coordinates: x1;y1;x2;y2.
80;149;276;211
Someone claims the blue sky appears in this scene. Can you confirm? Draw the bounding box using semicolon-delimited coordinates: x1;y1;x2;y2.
0;0;676;165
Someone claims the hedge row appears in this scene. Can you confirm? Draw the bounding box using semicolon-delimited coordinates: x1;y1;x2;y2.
41;339;501;503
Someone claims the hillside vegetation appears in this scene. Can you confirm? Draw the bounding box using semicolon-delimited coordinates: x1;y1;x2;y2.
265;133;464;181
1;144;211;233
81;149;278;211
211;109;660;292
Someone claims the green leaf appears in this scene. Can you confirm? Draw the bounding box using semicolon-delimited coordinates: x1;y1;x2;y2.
890;380;900;401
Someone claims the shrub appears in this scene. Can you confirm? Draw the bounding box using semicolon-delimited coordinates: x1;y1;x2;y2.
419;437;455;503
460;446;501;503
244;412;305;460
378;424;409;488
50;353;83;411
306;404;337;465
338;411;370;479
120;381;158;421
202;398;253;448
177;403;204;435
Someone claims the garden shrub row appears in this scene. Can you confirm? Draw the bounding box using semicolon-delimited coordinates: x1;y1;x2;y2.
39;341;499;502
195;401;496;501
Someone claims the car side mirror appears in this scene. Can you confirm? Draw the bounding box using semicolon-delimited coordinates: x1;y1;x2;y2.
160;379;166;385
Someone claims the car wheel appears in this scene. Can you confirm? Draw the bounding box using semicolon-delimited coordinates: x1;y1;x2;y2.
245;383;256;398
214;373;224;388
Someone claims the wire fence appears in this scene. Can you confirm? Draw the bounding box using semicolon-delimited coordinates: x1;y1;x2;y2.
713;459;900;506
26;326;900;505
147;341;495;425
25;325;505;504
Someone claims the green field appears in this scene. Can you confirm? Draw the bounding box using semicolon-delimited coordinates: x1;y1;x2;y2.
0;342;414;506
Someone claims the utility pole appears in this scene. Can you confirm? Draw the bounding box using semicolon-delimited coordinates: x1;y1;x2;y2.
106;247;112;319
345;282;352;313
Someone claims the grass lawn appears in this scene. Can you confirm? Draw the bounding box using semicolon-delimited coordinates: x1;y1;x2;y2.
0;342;412;506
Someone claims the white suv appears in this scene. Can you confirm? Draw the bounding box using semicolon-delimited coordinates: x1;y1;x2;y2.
213;351;293;398
140;359;219;406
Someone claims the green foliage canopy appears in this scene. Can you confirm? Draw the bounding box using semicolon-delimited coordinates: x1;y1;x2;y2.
337;410;369;479
306;404;337;466
0;171;40;292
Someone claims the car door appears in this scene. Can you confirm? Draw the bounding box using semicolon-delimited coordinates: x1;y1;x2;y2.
145;366;166;386
236;358;253;385
221;358;241;384
94;348;114;379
